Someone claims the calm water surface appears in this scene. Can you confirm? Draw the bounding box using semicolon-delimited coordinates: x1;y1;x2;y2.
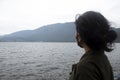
0;42;119;80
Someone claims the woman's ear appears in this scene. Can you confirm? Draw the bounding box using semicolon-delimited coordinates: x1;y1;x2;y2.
76;33;81;42
76;33;84;48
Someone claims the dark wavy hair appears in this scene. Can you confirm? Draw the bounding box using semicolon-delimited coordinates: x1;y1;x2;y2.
75;11;117;52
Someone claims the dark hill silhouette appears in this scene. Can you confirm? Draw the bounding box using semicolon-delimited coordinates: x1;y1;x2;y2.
0;22;120;42
114;28;120;42
0;22;76;42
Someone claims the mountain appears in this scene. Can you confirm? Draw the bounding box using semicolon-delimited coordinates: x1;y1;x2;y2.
0;22;120;42
114;28;120;42
0;22;76;42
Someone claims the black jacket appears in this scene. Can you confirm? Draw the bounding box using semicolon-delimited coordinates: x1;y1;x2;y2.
69;50;114;80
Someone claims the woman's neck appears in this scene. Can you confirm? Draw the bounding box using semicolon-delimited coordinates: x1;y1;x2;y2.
84;44;91;53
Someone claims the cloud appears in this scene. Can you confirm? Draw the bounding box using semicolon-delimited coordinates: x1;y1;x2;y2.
0;0;120;35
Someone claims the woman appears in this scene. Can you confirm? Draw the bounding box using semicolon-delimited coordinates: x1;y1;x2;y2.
69;11;117;80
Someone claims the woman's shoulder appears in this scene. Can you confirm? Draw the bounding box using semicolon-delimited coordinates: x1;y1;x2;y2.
76;51;110;74
75;61;102;80
79;50;107;64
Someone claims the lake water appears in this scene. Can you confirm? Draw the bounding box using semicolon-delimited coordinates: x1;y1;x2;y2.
0;42;120;80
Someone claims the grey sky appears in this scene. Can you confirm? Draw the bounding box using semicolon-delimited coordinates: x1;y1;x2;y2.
0;0;120;35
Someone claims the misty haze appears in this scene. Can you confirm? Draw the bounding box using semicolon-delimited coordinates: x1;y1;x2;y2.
0;0;120;80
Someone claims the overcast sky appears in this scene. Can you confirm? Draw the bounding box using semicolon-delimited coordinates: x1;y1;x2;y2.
0;0;120;35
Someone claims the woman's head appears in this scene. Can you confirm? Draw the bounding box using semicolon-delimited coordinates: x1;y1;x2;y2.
75;11;117;52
